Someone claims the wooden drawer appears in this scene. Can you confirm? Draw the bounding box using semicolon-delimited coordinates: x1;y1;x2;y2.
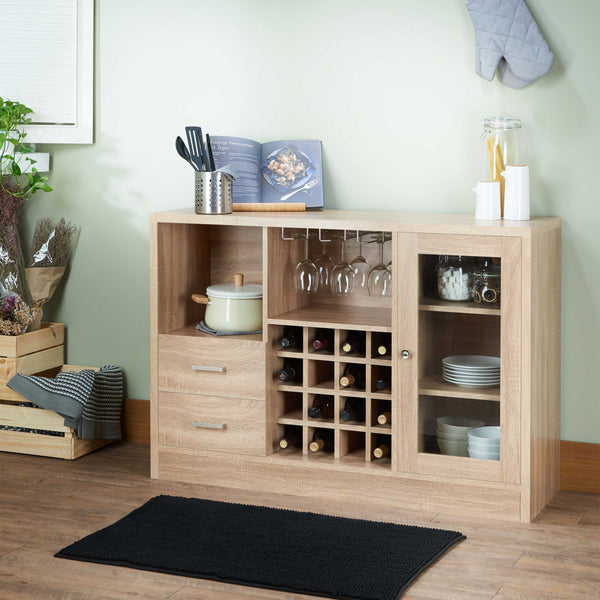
158;335;265;400
158;392;265;456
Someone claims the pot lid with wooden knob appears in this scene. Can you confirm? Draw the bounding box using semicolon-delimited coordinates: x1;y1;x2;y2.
205;273;263;299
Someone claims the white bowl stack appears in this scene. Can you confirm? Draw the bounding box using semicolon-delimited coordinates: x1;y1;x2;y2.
436;416;485;457
442;355;500;388
467;426;500;460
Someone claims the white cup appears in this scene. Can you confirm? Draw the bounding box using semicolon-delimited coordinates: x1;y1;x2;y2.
473;181;501;220
502;165;530;220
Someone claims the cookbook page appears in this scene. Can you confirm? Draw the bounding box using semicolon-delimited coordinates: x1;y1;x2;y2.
260;140;324;207
210;136;262;203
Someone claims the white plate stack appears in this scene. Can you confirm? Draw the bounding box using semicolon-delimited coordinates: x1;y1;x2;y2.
442;355;500;388
467;426;500;460
436;416;485;457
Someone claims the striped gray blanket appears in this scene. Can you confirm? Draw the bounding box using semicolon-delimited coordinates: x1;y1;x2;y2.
7;366;123;440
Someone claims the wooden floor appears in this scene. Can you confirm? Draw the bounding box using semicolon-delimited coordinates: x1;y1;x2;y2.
0;442;599;600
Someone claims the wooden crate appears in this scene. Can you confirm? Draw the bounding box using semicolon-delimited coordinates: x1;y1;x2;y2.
0;326;114;458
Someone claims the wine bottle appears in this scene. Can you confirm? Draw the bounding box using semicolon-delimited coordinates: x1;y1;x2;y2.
312;329;334;351
373;436;391;459
279;427;301;450
309;428;334;453
278;359;302;383
341;332;365;355
280;327;302;350
308;395;334;419
375;376;391;391
340;397;366;422
376;343;390;357
339;364;366;389
377;411;392;425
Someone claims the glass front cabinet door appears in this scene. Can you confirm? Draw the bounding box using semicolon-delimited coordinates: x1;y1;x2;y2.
396;232;521;484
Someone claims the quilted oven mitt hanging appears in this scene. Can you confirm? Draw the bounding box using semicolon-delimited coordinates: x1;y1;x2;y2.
467;0;554;89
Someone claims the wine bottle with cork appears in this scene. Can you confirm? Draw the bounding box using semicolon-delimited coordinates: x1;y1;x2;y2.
339;364;366;389
376;410;392;425
278;358;302;383
278;426;302;450
311;328;334;352
308;395;334;419
374;335;391;358
280;326;303;350
372;435;391;459
375;375;391;391
341;331;365;356
340;397;366;423
309;428;334;453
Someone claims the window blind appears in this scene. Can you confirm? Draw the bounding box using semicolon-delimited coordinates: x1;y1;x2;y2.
0;0;93;143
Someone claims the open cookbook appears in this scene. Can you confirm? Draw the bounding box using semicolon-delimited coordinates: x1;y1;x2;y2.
210;136;324;207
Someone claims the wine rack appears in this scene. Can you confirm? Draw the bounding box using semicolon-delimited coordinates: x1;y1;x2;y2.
150;209;561;522
270;325;393;468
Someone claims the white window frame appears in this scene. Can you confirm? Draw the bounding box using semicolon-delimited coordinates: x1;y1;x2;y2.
23;0;94;144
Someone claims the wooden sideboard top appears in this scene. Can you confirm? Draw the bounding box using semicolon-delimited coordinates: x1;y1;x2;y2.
150;208;561;237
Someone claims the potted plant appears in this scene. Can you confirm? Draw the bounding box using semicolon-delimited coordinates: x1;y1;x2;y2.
0;97;52;334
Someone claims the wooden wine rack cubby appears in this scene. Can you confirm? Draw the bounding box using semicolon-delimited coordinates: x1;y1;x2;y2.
269;325;393;468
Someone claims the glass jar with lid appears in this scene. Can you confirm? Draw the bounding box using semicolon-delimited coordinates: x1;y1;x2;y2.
472;258;501;304
481;116;522;216
435;256;474;302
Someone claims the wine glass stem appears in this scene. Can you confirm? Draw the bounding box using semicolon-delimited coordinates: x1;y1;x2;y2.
379;238;384;264
304;238;309;261
341;239;345;262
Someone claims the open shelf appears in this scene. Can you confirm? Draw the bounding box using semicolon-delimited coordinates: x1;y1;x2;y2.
419;375;500;401
419;296;501;316
164;324;264;343
268;305;391;332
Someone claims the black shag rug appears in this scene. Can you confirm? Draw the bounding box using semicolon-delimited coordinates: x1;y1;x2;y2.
56;495;465;600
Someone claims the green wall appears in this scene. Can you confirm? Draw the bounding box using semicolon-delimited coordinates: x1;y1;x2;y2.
21;0;599;443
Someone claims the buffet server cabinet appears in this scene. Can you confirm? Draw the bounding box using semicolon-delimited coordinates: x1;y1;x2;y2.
150;209;561;523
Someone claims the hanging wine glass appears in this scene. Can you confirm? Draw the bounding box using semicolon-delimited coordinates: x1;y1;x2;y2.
295;232;319;294
331;233;355;296
367;232;392;297
313;241;334;292
350;231;370;289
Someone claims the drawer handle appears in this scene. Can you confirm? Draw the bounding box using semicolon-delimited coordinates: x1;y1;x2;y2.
191;364;226;373
192;421;227;430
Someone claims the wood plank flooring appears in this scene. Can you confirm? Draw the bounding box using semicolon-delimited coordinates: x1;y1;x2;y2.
0;442;598;600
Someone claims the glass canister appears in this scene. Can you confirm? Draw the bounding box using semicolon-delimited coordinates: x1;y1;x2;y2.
435;256;474;302
472;258;501;304
481;116;521;216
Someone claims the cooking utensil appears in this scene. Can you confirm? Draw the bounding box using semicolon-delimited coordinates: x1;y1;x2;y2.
185;126;205;171
175;136;198;171
280;177;320;202
191;273;263;332
206;133;216;171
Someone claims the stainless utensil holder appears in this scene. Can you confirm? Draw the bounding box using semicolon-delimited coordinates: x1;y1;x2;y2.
195;171;233;214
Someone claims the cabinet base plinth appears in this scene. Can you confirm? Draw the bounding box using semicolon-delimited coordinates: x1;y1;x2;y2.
155;446;525;522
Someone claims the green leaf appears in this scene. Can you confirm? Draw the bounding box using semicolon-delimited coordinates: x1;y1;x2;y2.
11;162;21;176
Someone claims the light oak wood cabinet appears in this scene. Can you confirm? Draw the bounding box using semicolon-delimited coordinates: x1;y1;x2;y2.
150;209;561;522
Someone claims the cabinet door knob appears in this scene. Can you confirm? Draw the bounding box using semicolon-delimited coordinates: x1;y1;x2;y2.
191;364;226;373
192;421;227;430
401;349;410;359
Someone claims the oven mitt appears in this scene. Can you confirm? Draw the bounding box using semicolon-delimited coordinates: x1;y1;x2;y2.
467;0;554;89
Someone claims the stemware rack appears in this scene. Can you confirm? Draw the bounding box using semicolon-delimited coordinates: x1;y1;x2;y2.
150;209;561;522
